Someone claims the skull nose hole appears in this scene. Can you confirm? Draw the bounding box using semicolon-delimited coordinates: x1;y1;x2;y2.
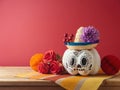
77;64;81;68
81;58;87;65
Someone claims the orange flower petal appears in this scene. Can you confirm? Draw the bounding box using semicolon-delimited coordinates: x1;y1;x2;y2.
30;53;44;71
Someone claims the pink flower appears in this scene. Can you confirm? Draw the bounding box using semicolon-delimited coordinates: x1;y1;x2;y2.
50;61;64;74
43;50;56;63
38;62;50;74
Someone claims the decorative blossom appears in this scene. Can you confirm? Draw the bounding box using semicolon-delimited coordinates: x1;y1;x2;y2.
81;26;99;43
30;53;44;71
50;61;64;74
38;62;50;74
43;50;56;63
30;50;64;74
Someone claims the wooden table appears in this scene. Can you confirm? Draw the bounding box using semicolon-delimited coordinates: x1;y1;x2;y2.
0;66;119;90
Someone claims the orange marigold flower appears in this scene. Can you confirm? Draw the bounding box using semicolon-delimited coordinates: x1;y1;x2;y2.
30;53;44;71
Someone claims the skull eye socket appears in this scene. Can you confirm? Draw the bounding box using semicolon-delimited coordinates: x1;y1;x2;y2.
70;58;75;66
81;57;88;66
69;57;76;67
82;58;87;65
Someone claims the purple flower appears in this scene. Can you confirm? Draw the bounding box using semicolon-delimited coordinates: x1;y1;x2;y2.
81;26;99;43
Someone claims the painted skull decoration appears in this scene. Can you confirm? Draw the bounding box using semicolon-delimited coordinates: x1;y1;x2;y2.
62;48;100;75
63;26;101;75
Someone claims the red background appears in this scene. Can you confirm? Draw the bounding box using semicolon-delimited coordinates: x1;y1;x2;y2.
0;0;120;66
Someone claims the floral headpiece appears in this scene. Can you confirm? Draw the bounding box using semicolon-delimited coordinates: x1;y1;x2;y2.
63;26;100;50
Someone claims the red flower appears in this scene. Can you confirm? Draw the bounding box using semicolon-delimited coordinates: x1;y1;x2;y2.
50;61;64;74
37;50;64;74
43;50;56;63
38;62;50;74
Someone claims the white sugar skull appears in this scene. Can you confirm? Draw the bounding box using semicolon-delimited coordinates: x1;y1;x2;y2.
62;48;100;75
62;49;78;75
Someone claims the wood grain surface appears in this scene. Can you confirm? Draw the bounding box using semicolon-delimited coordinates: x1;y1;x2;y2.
0;66;119;90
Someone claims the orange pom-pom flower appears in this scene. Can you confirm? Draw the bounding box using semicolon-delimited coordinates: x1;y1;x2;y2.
30;53;44;71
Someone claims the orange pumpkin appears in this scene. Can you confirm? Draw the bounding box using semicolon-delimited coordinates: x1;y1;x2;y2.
30;53;44;71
